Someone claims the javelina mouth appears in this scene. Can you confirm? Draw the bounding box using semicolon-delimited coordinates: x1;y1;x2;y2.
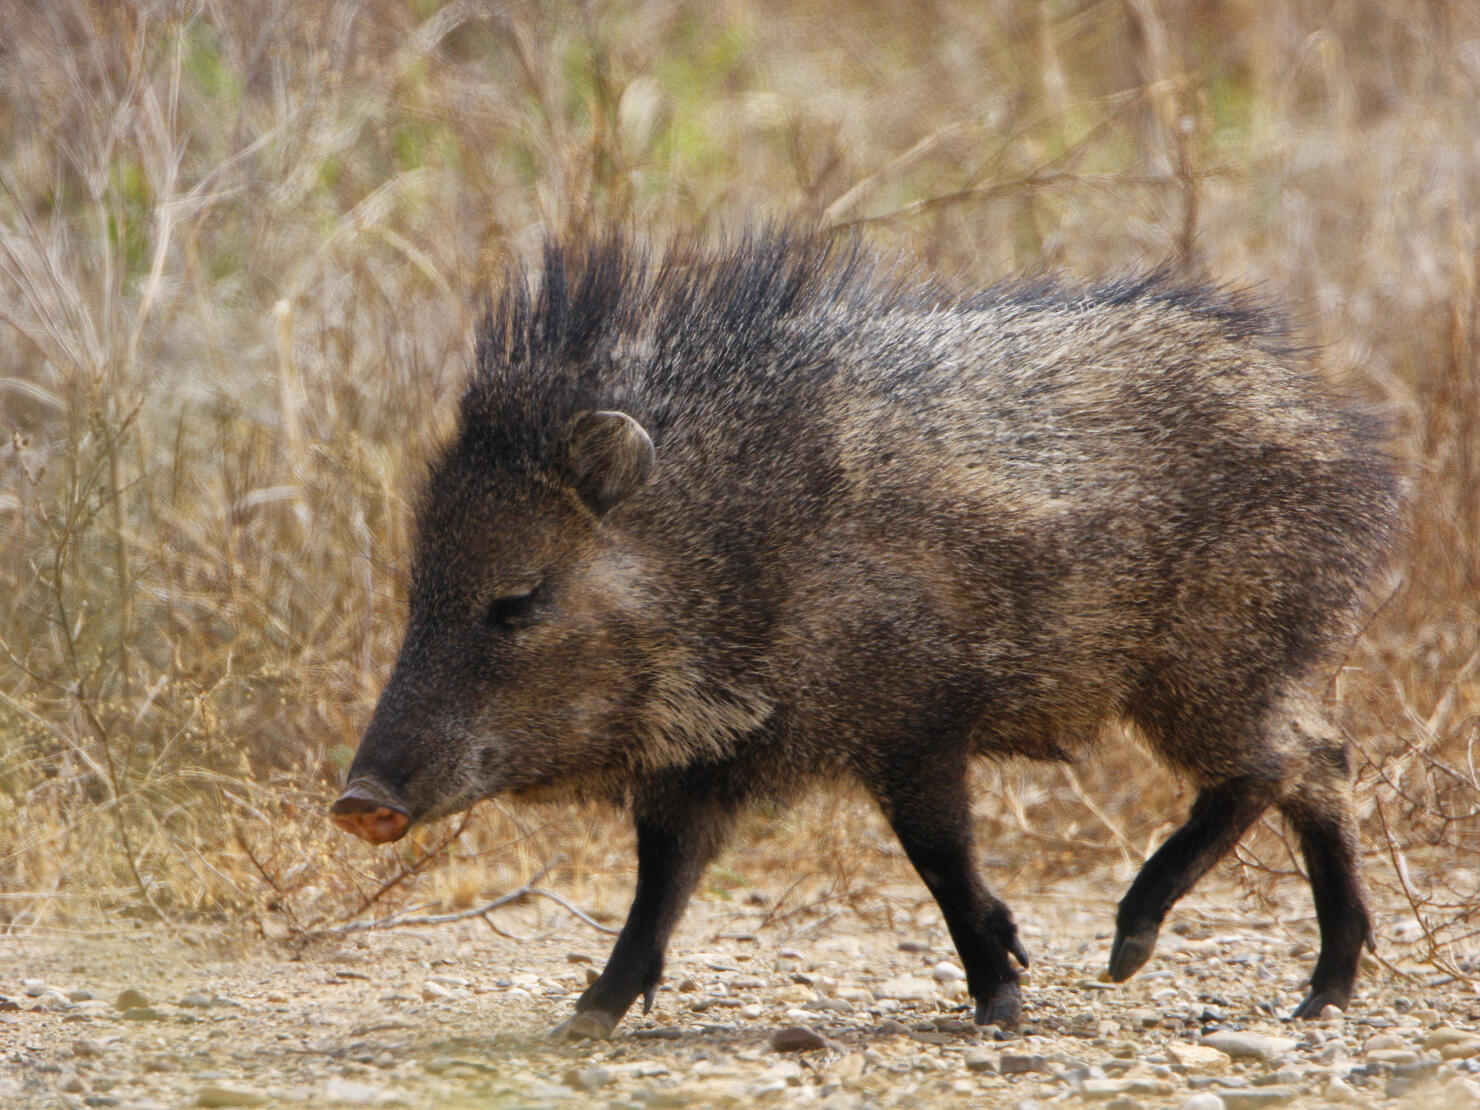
330;784;412;844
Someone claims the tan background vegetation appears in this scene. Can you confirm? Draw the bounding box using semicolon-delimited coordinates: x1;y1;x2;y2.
0;0;1475;982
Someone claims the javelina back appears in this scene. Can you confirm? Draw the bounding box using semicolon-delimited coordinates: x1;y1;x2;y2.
332;232;1401;1038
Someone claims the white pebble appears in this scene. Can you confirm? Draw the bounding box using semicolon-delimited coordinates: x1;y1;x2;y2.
932;962;966;983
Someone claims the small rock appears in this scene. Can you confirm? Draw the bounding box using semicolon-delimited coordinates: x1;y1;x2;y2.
115;989;149;1011
876;975;935;1002
739;1004;764;1019
1251;1068;1303;1087
876;1019;909;1036
195;1085;269;1108
1001;1054;1050;1074
1440;1039;1480;1061
1362;1033;1407;1052
1425;1026;1471;1050
421;981;457;1002
1180;1096;1226;1110
1200;1032;1299;1062
66;989;95;1002
1079;1077;1175;1100
72;1039;104;1058
119;1007;164;1021
898;940;931;953
1065;1065;1107;1085
1219;1089;1297;1110
932;962;966;983
630;1026;683;1040
1167;1042;1232;1073
179;992;214;1008
965;1048;998;1073
771;1025;831;1053
815;996;857;1014
22;979;49;997
1367;1048;1420;1067
911;1030;953;1045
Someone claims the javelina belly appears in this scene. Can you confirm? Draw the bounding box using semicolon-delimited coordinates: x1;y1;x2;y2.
331;233;1401;1038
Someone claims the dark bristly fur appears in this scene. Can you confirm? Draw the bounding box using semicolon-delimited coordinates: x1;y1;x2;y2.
334;230;1402;1038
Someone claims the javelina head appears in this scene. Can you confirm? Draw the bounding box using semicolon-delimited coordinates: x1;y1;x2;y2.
331;405;657;843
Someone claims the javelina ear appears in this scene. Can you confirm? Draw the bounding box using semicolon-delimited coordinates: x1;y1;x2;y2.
567;410;655;515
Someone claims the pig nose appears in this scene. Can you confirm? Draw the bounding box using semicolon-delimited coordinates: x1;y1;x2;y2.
330;791;411;844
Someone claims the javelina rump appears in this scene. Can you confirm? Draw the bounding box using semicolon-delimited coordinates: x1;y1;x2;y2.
331;232;1400;1038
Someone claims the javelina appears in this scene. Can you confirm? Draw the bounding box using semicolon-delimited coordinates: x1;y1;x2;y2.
331;231;1400;1038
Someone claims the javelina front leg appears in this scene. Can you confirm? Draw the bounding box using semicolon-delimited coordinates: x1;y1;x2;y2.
869;761;1029;1029
552;778;737;1041
1108;775;1273;983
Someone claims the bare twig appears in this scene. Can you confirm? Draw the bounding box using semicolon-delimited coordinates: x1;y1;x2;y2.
310;862;619;937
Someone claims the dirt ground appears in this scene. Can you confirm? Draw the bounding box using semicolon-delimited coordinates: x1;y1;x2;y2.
3;871;1479;1110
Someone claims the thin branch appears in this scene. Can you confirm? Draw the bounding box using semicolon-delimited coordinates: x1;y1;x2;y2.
309;863;619;937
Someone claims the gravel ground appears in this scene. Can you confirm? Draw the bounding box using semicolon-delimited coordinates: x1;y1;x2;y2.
3;873;1478;1109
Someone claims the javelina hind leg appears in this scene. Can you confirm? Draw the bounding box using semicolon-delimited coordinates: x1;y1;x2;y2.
553;774;738;1041
1278;744;1373;1018
868;760;1029;1029
1109;775;1275;983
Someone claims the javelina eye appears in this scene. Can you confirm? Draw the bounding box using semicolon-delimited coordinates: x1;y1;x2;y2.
486;584;544;630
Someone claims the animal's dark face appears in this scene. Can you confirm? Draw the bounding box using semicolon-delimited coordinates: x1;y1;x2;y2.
331;412;656;842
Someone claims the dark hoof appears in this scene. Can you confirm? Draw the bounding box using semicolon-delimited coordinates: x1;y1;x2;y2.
549;1010;620;1041
973;981;1022;1030
1292;989;1350;1020
1106;925;1159;983
1009;936;1031;969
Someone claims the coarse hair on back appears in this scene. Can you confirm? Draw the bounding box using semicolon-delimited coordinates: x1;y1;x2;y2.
459;228;1316;472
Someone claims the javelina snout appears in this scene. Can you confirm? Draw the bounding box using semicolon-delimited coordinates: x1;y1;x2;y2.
331;231;1401;1038
328;788;409;844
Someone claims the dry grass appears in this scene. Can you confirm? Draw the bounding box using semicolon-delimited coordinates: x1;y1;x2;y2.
0;0;1476;980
